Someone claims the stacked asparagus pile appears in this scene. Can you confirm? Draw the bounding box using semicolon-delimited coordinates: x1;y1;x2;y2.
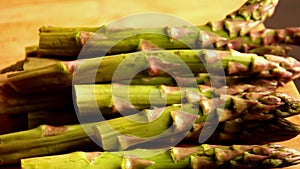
1;0;300;168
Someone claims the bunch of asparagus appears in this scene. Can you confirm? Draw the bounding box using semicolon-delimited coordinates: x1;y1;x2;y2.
1;0;300;168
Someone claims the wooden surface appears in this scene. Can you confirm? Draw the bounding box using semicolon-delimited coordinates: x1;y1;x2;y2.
1;0;300;168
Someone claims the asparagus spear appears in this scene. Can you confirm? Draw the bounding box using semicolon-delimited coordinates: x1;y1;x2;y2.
216;27;300;55
5;49;300;93
36;0;283;58
89;91;300;150
21;143;300;169
0;79;279;116
186;118;300;145
38;25;300;58
126;73;281;89
1;101;299;165
74;84;300;117
0;123;98;165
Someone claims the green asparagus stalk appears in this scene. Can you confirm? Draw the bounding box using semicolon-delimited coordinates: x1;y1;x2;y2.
126;73;281;89
215;27;300;55
38;25;300;58
0;123;98;165
5;49;300;93
89;91;300;150
186;118;300;145
0;56;59;76
0;78;279;115
21;143;300;169
36;0;282;58
1;101;299;165
74;84;300;117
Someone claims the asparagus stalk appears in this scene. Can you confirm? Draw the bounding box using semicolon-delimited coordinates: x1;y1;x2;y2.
36;0;282;58
5;49;300;93
186;118;300;145
0;123;97;165
216;27;300;55
21;143;300;169
89;91;300;150
74;84;300;117
126;73;281;89
38;25;300;58
1;101;299;164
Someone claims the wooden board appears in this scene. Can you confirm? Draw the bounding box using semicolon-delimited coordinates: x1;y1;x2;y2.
1;1;300;168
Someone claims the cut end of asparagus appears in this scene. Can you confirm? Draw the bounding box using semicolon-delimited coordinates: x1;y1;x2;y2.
6;62;73;93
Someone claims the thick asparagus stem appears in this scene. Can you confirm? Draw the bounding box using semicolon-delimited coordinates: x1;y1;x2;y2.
74;84;300;118
36;0;281;58
1;100;299;164
21;143;300;169
5;49;300;93
0;123;96;165
38;25;300;58
89;91;300;150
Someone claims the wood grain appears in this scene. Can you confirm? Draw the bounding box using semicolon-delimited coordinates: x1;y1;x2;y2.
0;1;299;168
